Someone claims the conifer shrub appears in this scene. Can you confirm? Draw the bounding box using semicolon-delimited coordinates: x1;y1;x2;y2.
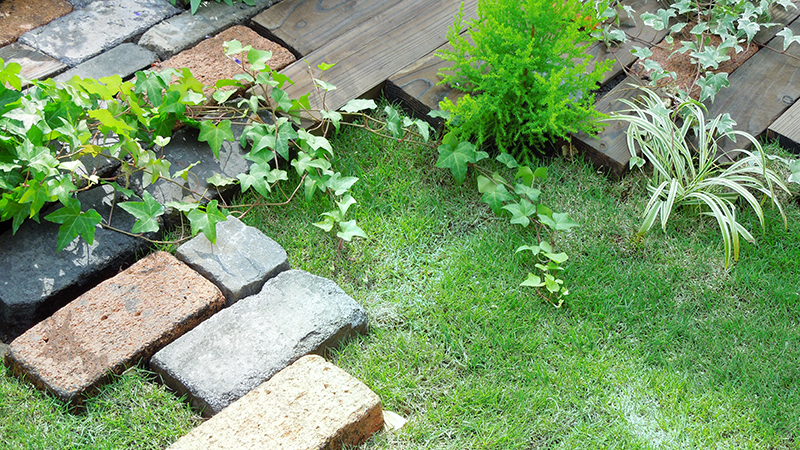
437;0;612;160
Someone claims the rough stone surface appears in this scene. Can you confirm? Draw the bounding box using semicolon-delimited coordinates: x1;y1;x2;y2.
0;184;153;343
150;270;369;416
152;25;295;96
166;355;383;450
54;43;157;82
143;124;249;221
18;0;181;67
0;0;73;47
176;216;290;304
139;0;276;60
64;0;101;8
4;252;225;405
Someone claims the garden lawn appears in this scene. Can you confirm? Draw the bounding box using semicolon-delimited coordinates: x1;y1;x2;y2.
1;122;799;449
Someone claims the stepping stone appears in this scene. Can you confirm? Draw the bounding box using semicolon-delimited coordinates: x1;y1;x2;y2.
140;0;275;60
280;0;478;115
176;216;290;305
251;0;397;56
4;251;225;406
0;184;154;342
18;0;181;67
143;124;250;221
152;25;295;97
0;43;67;83
0;0;73;47
54;43;158;82
166;354;383;450
150;269;369;416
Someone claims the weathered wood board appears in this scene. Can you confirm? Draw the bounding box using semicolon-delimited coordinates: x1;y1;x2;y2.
383;42;460;127
279;0;478;115
708;13;800;161
585;0;671;86
0;43;67;84
250;0;398;56
571;77;651;179
767;99;800;153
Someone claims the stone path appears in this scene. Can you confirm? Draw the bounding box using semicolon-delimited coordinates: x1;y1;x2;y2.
1;0;418;446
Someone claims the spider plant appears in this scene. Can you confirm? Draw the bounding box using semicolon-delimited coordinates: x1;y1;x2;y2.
611;87;790;269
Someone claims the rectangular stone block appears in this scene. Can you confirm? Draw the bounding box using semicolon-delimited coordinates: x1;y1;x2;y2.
4;251;225;406
167;354;383;450
54;43;157;82
19;0;181;67
150;270;369;416
0;184;152;342
139;0;276;59
176;216;289;304
0;43;67;83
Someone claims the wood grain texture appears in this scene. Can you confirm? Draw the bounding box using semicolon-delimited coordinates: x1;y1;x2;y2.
767;99;800;152
708;14;800;161
0;42;67;83
251;0;398;56
279;0;478;116
384;42;461;128
572;76;652;179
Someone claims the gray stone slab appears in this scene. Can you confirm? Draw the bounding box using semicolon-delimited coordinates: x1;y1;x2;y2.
0;184;156;342
65;0;101;8
144;124;249;222
54;43;158;82
139;0;276;60
0;43;67;83
176;216;289;305
150;269;369;416
19;0;181;67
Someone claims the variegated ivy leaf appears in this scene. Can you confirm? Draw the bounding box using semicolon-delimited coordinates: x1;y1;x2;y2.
631;46;653;59
672;0;694;15
777;0;797;10
738;19;760;42
777;27;800;51
641;8;675;31
696;72;729;102
707;112;736;135
341;98;377;113
337;220;367;241
788;159;800;184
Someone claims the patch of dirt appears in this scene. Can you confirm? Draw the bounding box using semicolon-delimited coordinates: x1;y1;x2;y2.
631;31;759;100
0;0;73;46
153;25;296;97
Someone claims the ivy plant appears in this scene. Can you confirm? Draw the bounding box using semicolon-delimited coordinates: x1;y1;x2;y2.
436;0;612;160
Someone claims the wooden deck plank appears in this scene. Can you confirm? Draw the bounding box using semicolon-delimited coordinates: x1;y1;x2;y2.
0;42;67;83
279;0;478;115
767;99;800;152
571;77;651;179
250;0;398;56
708;14;800;161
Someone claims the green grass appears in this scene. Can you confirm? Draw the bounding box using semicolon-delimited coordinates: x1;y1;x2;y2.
1;122;799;449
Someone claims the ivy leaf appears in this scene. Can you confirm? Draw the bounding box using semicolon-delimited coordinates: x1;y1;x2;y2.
247;49;273;72
187;200;228;243
696;72;729;103
538;212;580;231
271;88;292;111
692;47;729;70
481;183;514;214
321;110;343;131
384;105;403;138
88;109;135;137
134;71;168;107
326;173;359;195
502;199;537;227
520;273;545;287
44;198;103;252
787;159;800;184
198;120;234;159
341;98;377;113
496;153;518;169
514;184;541;203
19;175;51;219
544;252;569;264
118;191;163;234
436;141;477;185
515;245;541;256
337;220;367;241
238;163;272;197
207;173;237;187
777;27;800;51
318;62;336;72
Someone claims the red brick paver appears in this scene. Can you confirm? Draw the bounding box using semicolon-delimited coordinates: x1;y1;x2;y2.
4;251;225;405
